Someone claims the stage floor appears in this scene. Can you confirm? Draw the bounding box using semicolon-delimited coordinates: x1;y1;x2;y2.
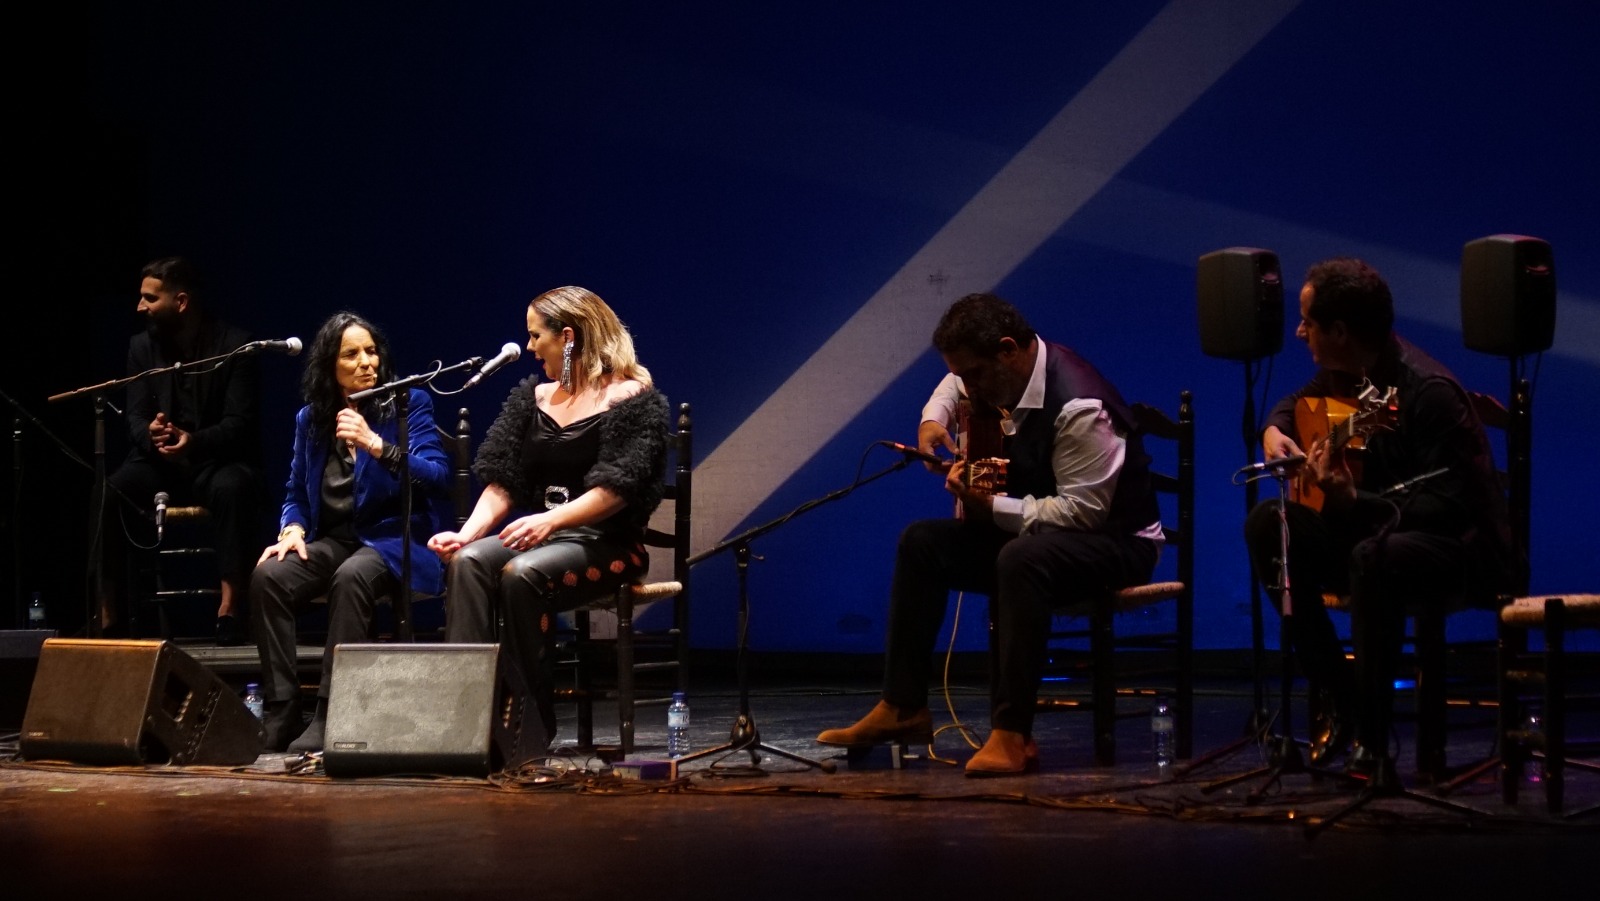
4;668;1597;899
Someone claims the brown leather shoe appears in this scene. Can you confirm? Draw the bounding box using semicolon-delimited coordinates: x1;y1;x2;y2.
816;701;933;746
965;728;1033;777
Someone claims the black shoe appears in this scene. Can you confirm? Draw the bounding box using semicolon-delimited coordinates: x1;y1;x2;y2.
261;698;306;752
287;714;326;754
1308;699;1354;767
1346;744;1400;794
215;614;246;646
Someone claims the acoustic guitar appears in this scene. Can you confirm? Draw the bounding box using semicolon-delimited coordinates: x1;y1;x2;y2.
954;397;1009;519
1288;383;1399;511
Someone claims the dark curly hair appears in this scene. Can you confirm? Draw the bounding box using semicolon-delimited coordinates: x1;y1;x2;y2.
931;293;1036;358
140;256;202;304
301;311;397;443
1304;257;1394;347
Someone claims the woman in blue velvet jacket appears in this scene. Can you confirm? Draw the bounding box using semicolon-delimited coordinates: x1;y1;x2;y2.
250;311;453;752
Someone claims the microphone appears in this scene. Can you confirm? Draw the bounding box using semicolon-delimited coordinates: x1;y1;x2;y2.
1381;467;1450;497
154;491;169;543
881;440;945;466
1235;454;1307;476
241;337;303;356
463;342;522;389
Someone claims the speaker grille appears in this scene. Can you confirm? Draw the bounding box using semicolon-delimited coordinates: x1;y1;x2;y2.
323;643;536;777
20;639;260;766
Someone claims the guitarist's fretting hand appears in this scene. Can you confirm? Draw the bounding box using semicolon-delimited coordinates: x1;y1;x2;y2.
945;459;995;521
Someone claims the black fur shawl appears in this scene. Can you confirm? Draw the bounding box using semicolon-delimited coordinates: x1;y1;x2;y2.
473;380;669;529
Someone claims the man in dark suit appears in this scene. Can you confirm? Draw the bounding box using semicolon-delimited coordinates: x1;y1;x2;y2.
97;256;265;643
1244;257;1514;781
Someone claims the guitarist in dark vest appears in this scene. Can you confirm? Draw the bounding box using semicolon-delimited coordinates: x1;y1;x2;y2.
1245;257;1514;782
817;293;1163;775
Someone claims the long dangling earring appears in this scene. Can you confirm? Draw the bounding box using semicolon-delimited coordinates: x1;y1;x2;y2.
560;340;574;392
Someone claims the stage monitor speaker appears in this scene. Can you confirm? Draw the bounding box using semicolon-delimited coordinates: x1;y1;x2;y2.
322;643;542;778
1197;247;1285;361
1461;234;1555;356
19;638;260;766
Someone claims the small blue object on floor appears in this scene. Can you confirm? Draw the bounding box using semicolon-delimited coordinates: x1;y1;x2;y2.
613;759;677;780
841;742;929;770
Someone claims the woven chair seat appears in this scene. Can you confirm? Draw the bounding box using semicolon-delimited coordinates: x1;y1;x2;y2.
1110;581;1186;610
577;580;683;611
1501;593;1600;628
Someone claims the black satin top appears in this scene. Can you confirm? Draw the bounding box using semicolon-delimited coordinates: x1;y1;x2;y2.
519;407;628;532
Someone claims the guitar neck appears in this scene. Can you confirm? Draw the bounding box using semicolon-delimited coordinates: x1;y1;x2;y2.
1326;415;1356;453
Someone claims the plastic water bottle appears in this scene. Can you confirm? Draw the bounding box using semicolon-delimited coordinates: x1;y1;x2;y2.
244;683;265;722
28;592;46;628
666;691;691;758
1151;695;1175;780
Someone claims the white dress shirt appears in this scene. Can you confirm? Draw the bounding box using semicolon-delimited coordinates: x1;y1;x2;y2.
922;342;1163;544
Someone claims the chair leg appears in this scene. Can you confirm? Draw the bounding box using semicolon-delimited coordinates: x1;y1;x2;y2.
1177;592;1194;760
1091;605;1116;767
1414;608;1448;780
617;588;636;757
1499;618;1529;805
1544;598;1567;815
576;610;595;751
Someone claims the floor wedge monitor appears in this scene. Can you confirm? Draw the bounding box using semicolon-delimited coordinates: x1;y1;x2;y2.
322;643;541;778
20;638;260;766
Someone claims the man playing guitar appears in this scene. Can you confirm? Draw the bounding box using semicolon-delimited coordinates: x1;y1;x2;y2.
817;293;1164;775
1244;257;1515;783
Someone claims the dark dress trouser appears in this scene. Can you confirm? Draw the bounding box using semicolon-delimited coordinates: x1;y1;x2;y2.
251;540;396;702
883;517;1157;735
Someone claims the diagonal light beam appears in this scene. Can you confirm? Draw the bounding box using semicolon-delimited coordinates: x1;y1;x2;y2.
694;0;1304;554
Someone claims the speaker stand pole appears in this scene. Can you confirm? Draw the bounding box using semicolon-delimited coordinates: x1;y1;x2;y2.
1180;359;1273;777
12;413;21;624
1439;366;1532;797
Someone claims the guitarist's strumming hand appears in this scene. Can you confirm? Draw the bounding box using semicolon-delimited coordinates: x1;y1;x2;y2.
1261;425;1303;464
1306;435;1357;508
918;420;960;474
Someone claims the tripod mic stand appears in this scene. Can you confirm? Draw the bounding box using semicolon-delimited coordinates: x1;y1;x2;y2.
1201;459;1355;802
674;453;916;773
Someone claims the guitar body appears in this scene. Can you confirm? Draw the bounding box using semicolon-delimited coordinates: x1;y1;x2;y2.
1289;395;1374;511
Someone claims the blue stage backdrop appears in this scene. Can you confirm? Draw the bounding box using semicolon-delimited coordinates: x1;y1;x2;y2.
8;1;1595;653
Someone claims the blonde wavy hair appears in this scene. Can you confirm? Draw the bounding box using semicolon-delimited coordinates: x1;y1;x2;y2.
530;286;653;391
